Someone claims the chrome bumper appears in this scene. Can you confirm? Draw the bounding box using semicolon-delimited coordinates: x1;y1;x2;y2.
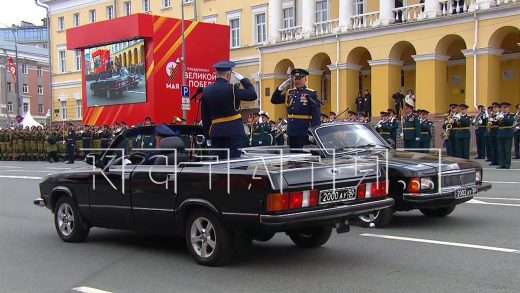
403;182;492;201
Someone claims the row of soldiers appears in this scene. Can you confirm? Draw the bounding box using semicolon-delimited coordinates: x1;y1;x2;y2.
0;124;113;162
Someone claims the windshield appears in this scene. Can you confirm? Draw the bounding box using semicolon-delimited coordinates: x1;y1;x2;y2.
315;123;389;154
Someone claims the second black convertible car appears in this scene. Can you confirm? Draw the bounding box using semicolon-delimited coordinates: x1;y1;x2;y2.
308;122;492;228
34;124;393;266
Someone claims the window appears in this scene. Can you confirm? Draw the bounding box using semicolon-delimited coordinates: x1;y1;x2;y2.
22;84;28;93
61;101;67;119
38;104;43;113
73;13;80;26
7;82;12;92
38;85;43;95
7;102;13;112
162;0;171;8
316;0;329;23
57;16;64;30
106;6;114;19
23;102;29;113
76;100;82;119
22;64;28;74
37;66;43;76
124;1;131;16
282;7;295;28
143;0;151;12
355;0;364;14
89;10;96;23
254;13;266;44
74;50;82;71
229;18;240;48
58;50;66;73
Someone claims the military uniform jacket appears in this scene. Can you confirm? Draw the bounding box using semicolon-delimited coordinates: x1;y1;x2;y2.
402;113;421;141
489;113;499;136
271;86;321;136
420;119;433;142
453;114;471;139
474;115;489;135
82;130;92;141
66;130;76;145
497;112;516;138
201;77;257;138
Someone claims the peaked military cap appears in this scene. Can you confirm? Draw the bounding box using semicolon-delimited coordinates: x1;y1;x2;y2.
347;110;357;115
155;123;177;137
449;103;459;107
145;116;152;121
387;109;396;115
459;104;469;109
380;111;388;116
290;68;309;77
477;105;484;109
213;60;236;72
420;109;430;114
516;104;520;109
492;102;501;107
329;111;336;116
320;113;329;119
501;102;511;107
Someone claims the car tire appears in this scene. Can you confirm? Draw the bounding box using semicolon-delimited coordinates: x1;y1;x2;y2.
54;197;89;243
185;209;234;266
420;205;456;217
253;232;275;242
288;225;332;248
357;207;394;228
106;89;112;99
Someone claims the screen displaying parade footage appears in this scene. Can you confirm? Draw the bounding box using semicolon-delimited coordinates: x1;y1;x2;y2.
84;39;146;107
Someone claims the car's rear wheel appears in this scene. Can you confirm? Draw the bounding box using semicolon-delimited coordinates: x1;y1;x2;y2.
357;207;394;228
420;205;456;217
54;197;89;242
288;225;332;248
185;209;234;266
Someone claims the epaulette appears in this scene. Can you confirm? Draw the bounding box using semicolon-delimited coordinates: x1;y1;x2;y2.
306;87;317;92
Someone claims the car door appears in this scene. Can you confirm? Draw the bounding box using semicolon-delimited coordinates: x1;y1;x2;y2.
88;133;136;229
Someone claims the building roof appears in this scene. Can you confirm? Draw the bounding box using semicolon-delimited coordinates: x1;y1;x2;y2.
0;40;49;63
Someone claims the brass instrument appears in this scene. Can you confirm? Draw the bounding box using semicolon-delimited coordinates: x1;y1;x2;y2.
441;112;454;141
514;111;520;130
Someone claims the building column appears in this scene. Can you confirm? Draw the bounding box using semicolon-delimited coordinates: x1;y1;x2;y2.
379;0;395;26
338;0;354;31
462;48;503;109
268;0;283;43
413;53;450;114
423;0;441;18
301;0;316;38
368;59;402;115
328;63;361;115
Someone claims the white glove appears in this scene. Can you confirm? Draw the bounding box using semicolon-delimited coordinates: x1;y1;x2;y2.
399;133;403;138
206;139;212;147
232;71;244;81
415;137;421;141
278;78;291;91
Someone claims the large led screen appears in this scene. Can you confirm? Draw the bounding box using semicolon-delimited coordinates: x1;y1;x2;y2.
84;39;146;107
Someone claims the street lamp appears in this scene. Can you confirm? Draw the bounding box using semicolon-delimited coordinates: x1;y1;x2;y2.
0;24;21;116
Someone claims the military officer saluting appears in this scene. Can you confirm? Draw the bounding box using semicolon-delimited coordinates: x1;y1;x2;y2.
419;109;433;150
376;111;391;141
401;96;421;149
201;60;258;159
271;69;321;149
496;102;515;169
451;104;471;159
386;109;399;145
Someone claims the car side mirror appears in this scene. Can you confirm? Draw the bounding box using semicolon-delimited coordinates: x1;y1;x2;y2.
195;134;206;146
386;139;396;148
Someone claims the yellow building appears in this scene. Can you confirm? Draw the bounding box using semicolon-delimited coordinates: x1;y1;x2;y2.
43;0;520;126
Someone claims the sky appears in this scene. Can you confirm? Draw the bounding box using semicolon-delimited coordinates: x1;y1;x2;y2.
0;0;47;27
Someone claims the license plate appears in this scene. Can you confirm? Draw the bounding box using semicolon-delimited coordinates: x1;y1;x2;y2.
454;186;478;199
319;187;357;204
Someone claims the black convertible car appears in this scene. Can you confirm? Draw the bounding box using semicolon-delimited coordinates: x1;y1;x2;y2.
34;124;393;266
307;122;492;227
90;68;141;99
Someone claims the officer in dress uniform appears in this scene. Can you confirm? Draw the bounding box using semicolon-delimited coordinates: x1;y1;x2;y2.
271;68;321;149
419;109;433;150
386;109;399;145
100;125;111;149
376;111;391;141
329;112;337;122
401;97;421;149
201;60;258;159
473;105;488;159
251;111;271;146
513;104;520;160
497;102;515;169
453;104;471;159
488;102;501;166
65;123;76;164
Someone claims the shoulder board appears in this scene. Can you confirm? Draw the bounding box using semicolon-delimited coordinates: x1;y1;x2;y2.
306;88;316;92
233;83;243;89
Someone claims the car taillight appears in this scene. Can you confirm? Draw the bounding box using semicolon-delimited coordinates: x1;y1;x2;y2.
407;177;421;193
267;189;319;212
357;180;388;199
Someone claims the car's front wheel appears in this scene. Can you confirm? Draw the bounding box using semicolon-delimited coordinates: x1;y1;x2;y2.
54;197;89;242
185;210;234;266
420;205;456;217
288;225;332;248
357;207;394;228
